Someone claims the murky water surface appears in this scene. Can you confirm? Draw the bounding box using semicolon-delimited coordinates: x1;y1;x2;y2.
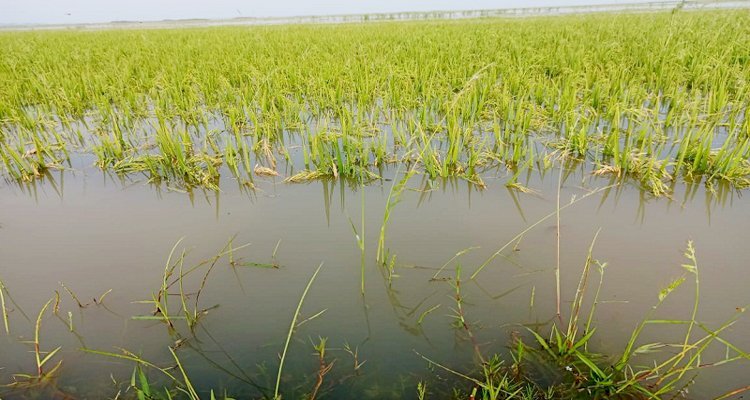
1;163;749;398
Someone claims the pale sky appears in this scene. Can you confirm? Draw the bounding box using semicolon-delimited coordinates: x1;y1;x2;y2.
0;0;659;25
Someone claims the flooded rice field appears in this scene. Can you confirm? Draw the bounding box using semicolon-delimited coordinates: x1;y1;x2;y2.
3;9;750;399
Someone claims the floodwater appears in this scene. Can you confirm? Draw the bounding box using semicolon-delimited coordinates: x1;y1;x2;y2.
1;160;750;399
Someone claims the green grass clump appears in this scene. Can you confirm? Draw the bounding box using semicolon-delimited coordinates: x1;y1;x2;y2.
418;241;749;400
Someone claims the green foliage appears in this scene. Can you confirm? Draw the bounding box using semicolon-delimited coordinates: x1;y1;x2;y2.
1;11;749;191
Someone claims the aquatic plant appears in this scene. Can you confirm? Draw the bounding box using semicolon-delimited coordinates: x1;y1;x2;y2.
420;239;750;399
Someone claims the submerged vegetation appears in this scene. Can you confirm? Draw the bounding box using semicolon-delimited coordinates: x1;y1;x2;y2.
3;232;748;399
1;10;750;193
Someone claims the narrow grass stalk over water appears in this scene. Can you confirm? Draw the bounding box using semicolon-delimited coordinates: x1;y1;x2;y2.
376;163;415;265
346;192;367;295
274;262;324;400
0;279;9;335
471;184;615;279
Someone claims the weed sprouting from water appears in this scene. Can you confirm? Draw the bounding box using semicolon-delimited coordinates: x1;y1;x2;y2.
309;337;335;400
3;298;64;394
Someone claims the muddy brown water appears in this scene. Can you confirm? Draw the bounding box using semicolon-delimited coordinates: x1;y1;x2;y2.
1;165;749;399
